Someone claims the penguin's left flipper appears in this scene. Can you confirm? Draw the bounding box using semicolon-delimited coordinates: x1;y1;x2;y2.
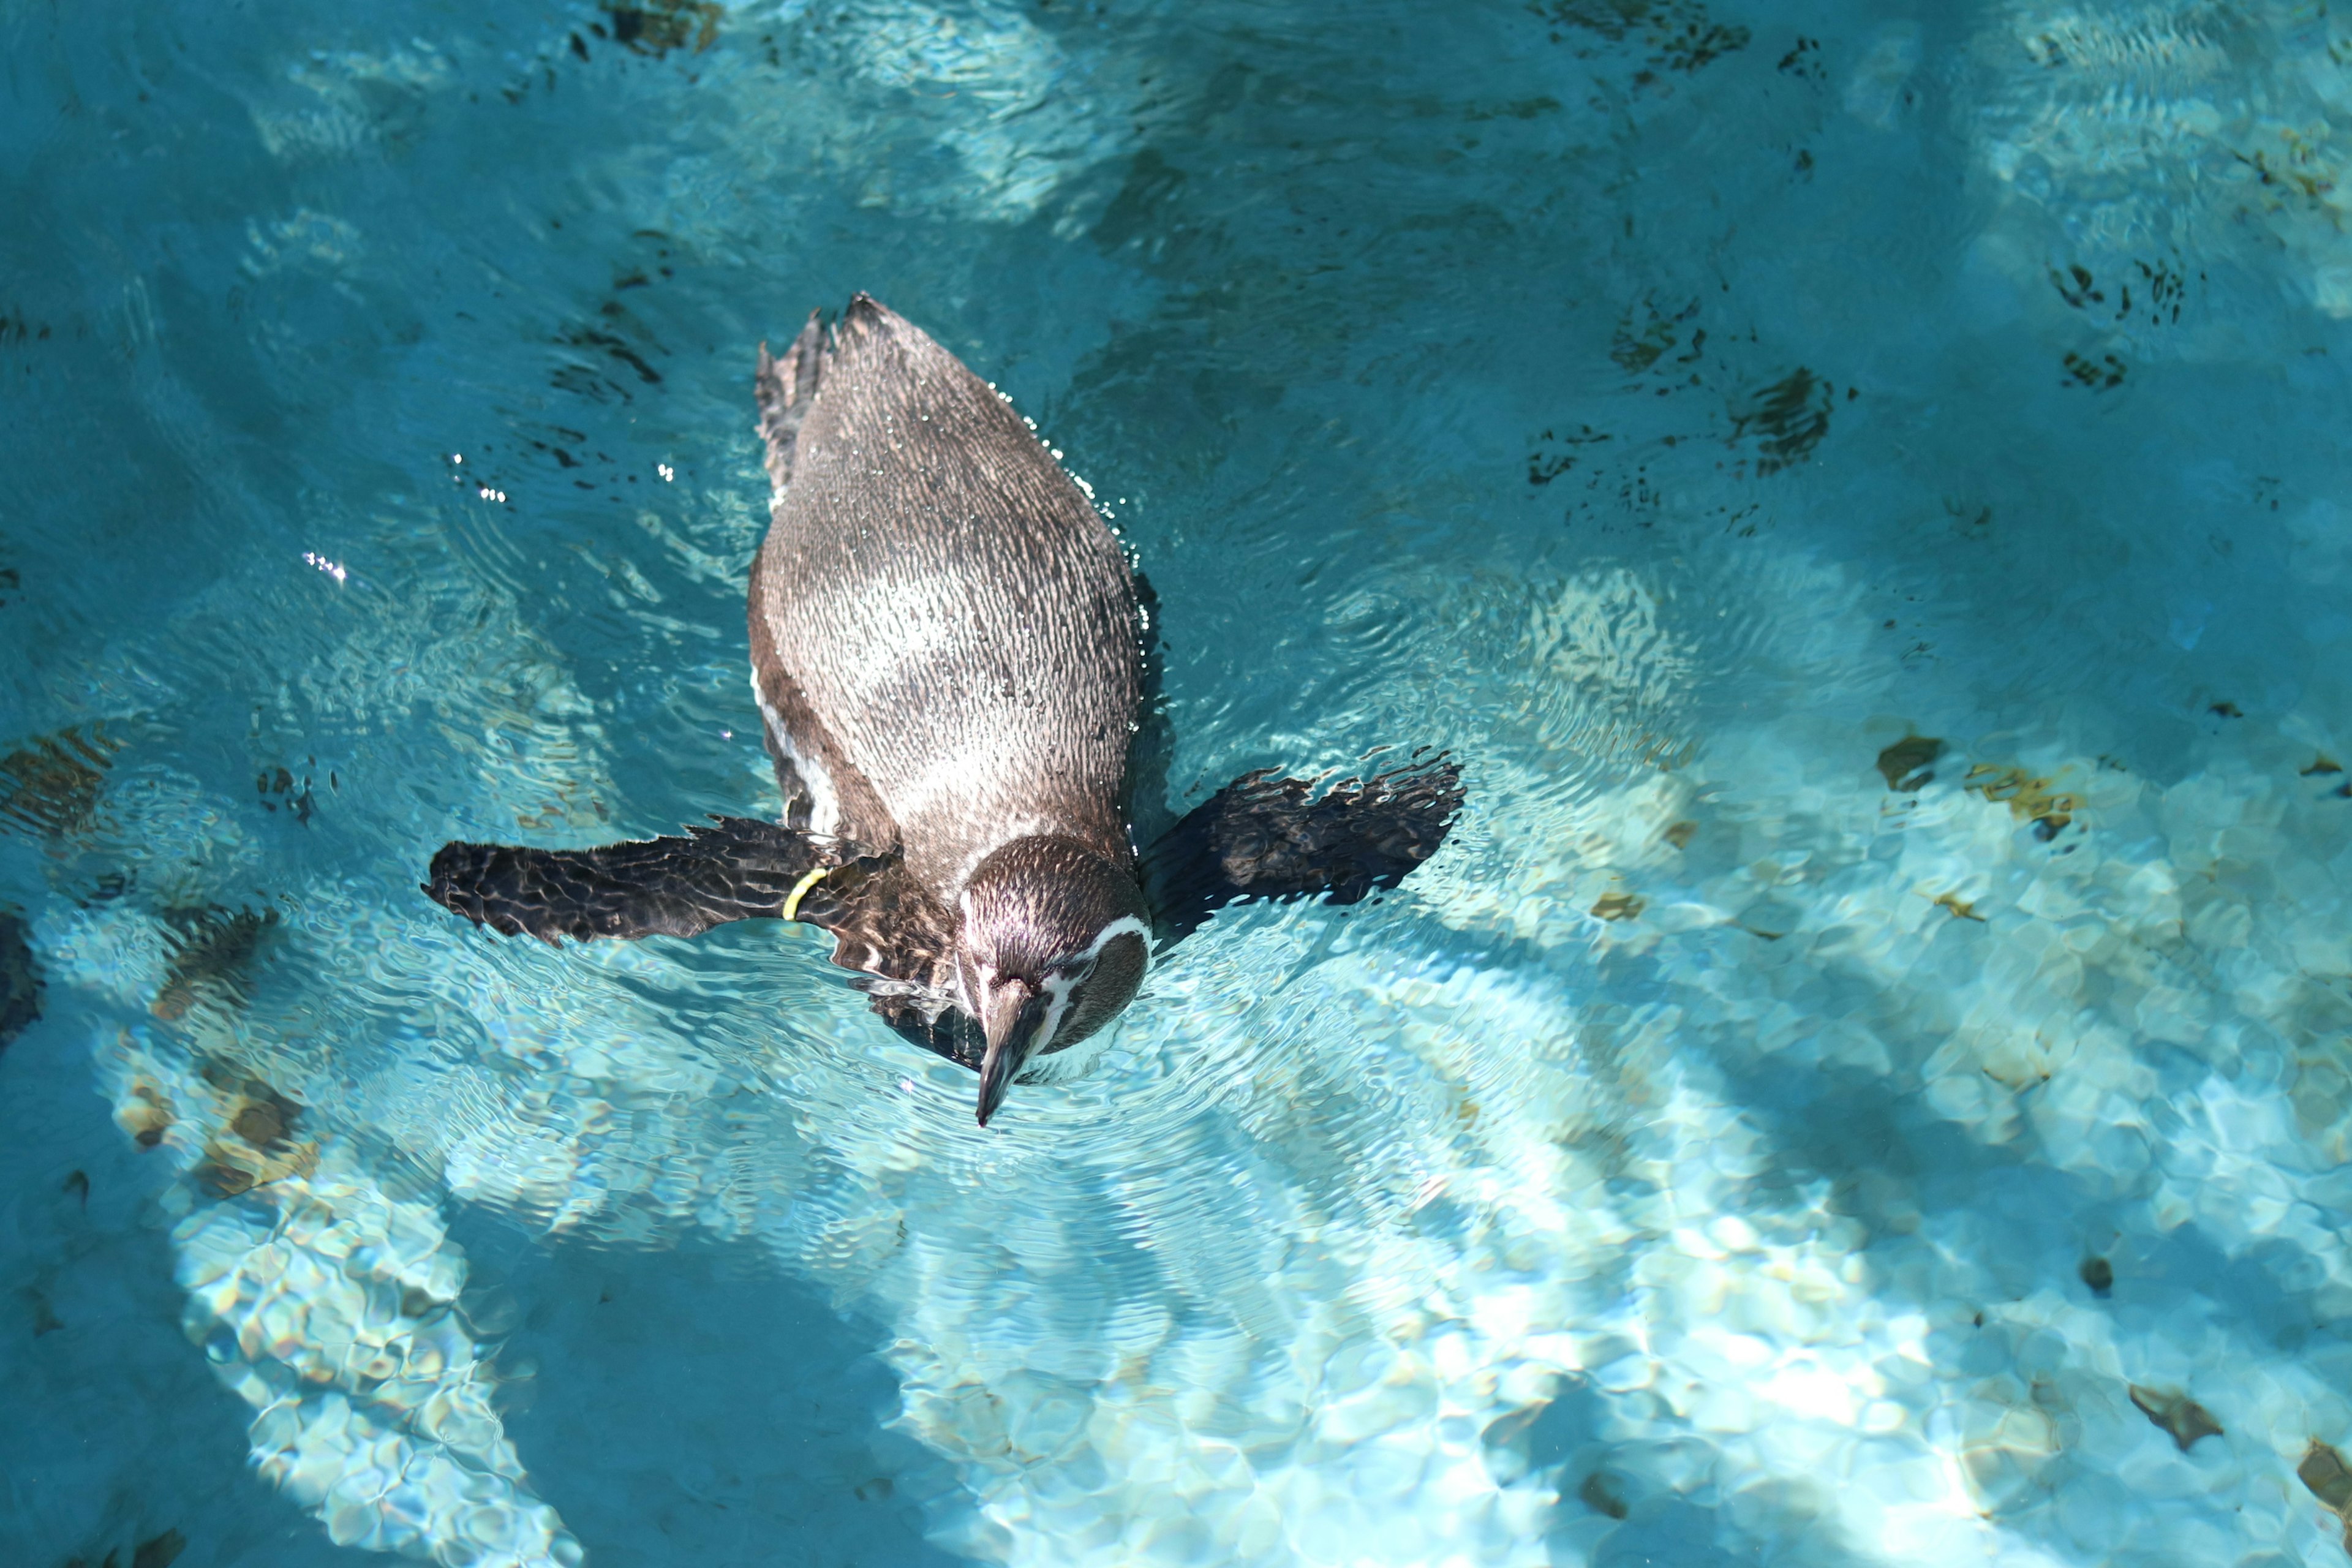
1139;753;1464;946
424;816;837;944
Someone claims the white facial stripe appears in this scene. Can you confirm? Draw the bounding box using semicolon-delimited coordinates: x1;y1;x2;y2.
1035;968;1076;1057
959;954;997;1014
1033;916;1150;1056
960;914;1153;1054
1077;915;1152;971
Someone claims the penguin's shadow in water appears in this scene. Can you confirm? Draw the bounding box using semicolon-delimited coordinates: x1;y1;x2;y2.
0;1003;383;1568
450;1207;963;1567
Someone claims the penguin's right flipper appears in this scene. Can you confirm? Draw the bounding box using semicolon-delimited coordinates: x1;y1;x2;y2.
424;817;837;944
1139;753;1465;946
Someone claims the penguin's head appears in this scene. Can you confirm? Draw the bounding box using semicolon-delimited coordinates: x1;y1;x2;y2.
955;837;1152;1126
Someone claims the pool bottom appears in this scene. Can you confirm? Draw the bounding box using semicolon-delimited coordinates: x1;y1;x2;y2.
22;620;2352;1568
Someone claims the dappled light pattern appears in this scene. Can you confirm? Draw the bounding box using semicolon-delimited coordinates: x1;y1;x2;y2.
9;0;2352;1566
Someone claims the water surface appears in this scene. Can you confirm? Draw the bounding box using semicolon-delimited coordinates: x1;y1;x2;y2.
7;2;2352;1564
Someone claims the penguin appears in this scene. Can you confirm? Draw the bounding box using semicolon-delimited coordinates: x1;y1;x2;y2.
426;295;1461;1125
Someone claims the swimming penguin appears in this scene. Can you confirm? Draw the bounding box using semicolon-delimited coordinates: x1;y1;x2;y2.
426;295;1461;1125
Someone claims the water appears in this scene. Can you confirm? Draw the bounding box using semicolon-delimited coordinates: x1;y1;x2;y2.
7;1;2352;1563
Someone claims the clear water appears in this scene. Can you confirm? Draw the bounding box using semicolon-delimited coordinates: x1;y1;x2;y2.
8;1;2352;1564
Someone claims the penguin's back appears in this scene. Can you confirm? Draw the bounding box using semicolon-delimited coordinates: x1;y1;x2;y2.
748;296;1139;900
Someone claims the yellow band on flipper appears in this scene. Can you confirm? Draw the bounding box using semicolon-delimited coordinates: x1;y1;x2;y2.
782;865;829;923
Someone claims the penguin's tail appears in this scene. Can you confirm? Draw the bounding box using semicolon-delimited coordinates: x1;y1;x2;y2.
755;309;828;500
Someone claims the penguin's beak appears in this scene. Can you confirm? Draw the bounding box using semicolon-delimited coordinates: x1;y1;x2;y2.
976;978;1046;1128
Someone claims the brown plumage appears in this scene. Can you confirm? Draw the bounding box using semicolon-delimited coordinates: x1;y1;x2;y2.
748;298;1138;892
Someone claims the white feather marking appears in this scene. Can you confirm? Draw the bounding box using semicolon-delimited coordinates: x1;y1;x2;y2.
1077;915;1152;968
750;666;840;835
1036;968;1076;1058
1033;916;1151;1055
957;952;997;1016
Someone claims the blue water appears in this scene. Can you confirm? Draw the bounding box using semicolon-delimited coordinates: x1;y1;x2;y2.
9;1;2352;1564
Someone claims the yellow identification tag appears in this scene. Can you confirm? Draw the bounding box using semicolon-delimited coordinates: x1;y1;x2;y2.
781;865;829;923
